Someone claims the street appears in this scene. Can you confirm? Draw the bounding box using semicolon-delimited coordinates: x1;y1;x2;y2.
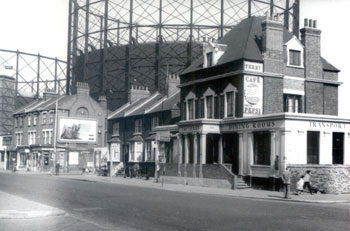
0;172;349;231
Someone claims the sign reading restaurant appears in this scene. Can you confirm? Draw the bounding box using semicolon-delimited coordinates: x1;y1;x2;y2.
243;75;263;117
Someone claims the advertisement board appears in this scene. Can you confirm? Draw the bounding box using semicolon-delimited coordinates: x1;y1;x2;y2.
58;118;97;143
243;75;263;117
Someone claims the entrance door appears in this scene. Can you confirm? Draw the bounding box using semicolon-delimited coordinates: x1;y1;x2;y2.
223;133;239;175
206;134;219;164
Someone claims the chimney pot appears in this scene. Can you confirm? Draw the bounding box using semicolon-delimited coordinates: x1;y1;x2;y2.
309;19;313;27
313;20;317;28
304;18;308;27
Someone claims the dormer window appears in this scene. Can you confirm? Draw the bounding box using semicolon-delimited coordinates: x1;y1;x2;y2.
289;50;301;66
206;52;213;67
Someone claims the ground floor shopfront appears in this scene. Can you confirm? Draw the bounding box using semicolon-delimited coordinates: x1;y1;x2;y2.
155;113;350;193
11;144;106;173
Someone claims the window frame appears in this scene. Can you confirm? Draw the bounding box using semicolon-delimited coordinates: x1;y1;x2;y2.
289;49;301;66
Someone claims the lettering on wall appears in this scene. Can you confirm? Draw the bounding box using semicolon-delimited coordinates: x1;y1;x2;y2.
179;125;201;133
244;75;263;117
244;61;263;73
309;121;346;129
225;121;276;131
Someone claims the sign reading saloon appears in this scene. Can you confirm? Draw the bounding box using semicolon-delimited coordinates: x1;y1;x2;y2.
243;75;263;117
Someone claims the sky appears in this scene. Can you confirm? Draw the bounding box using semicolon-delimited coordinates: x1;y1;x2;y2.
0;0;349;117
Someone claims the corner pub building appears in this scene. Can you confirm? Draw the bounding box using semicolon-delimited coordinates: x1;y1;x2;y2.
154;15;350;193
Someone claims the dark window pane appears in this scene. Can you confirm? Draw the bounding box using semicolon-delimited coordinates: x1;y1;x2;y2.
332;132;344;164
253;131;271;165
307;131;320;164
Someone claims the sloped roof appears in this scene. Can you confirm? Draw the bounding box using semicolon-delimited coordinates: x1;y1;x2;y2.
182;16;338;75
147;91;180;114
127;93;164;116
321;57;340;72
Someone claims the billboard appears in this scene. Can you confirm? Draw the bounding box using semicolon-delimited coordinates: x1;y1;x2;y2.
243;75;263;117
58;118;97;143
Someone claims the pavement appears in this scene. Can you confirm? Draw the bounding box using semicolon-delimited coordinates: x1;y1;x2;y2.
0;170;349;222
2;169;349;204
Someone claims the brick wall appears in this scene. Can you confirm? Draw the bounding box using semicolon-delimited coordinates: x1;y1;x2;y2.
323;84;338;116
323;71;338;82
263;77;283;114
305;82;323;114
284;66;304;77
289;165;350;194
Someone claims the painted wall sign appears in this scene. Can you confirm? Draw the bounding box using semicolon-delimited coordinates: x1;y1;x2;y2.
244;61;263;73
58;118;97;143
179;125;202;133
309;121;346;129
243;75;263;116
223;121;276;131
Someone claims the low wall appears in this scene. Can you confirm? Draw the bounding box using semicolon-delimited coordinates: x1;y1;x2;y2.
289;165;350;194
161;164;234;189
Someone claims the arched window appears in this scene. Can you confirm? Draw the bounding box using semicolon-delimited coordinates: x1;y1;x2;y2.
76;107;89;118
223;83;237;118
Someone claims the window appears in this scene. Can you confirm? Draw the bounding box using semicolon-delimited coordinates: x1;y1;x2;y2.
112;123;119;135
77;107;89;118
49;112;55;124
135;119;142;133
200;99;205;118
332;132;344;164
111;143;120;161
130;143;135;161
220;95;225;119
188;99;194;120
182;102;187;120
42;130;53;145
42;113;47;124
15;132;23;146
28;131;36;145
284;94;301;113
289;50;301;66
195;99;200;119
33;114;37;126
15;117;18;128
206;95;213;118
28;115;32;126
151;117;159;130
226;91;234;117
253;131;271;165
206;52;213;67
307;131;320;164
2;136;12;146
19;117;23;127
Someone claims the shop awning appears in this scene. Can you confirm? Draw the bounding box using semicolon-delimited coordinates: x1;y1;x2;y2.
144;133;156;141
108;137;120;143
128;135;143;142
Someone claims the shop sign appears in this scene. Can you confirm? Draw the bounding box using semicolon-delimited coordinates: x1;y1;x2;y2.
244;61;263;73
69;152;79;165
223;121;276;131
179;125;201;133
309;121;346;129
243;75;263;117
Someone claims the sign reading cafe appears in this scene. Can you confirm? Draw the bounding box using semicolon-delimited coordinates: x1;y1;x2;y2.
243;75;263;116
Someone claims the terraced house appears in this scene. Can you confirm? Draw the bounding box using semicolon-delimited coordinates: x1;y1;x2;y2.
153;15;350;193
12;82;107;172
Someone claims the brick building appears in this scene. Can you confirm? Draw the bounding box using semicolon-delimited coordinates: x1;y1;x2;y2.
12;82;107;172
154;16;350;193
107;74;180;177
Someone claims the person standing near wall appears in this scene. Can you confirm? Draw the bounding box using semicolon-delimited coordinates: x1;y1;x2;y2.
281;167;291;199
304;170;313;195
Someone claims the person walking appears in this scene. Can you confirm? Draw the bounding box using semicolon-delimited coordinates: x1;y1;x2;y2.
55;162;60;176
304;170;313;195
281;167;291;199
296;175;304;195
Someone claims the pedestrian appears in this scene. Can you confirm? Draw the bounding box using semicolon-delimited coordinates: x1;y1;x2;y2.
55;162;60;176
304;170;313;195
281;167;291;199
155;156;160;183
296;175;304;195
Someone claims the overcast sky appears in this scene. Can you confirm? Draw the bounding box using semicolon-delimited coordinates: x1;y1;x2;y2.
0;0;349;116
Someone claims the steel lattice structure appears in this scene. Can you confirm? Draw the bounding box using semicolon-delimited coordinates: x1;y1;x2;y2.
67;0;299;110
0;49;67;107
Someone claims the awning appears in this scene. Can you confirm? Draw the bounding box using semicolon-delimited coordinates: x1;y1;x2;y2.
128;135;143;142
108;136;120;143
144;133;156;141
158;135;170;142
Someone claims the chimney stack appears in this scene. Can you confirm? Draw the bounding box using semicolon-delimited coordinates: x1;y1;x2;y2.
166;73;180;97
300;18;322;79
261;13;284;73
128;84;150;103
76;82;90;95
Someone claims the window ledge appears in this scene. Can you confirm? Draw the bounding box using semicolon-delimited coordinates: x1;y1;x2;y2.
286;64;304;69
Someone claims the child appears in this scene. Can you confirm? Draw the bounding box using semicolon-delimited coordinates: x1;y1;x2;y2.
296;175;304;195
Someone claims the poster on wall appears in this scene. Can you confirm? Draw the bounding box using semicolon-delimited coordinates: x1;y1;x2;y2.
69;152;79;165
243;75;263;117
58;118;97;143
